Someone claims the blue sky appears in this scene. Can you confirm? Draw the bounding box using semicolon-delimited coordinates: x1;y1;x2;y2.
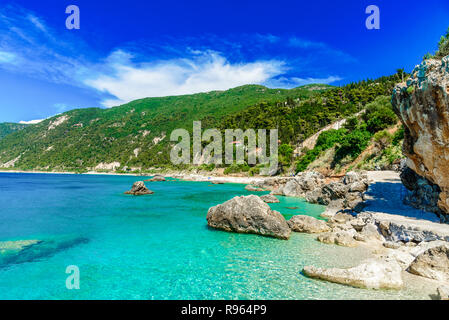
0;0;448;123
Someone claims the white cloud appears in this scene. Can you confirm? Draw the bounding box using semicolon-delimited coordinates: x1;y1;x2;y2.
267;75;342;88
86;51;286;107
0;51;16;64
19;119;44;124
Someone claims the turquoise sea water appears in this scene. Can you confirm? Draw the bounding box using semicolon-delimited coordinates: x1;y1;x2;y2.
0;173;431;299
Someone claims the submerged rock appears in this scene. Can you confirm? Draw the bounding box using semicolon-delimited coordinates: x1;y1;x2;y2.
260;194;280;203
303;259;403;289
206;195;291;239
124;181;154;195
0;237;88;267
288;215;330;234
0;240;41;254
408;245;449;282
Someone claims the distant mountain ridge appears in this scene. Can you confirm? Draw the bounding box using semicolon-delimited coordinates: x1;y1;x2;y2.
0;84;329;171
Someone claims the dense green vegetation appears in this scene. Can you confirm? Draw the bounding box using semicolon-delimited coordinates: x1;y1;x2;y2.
0;123;28;140
295;95;399;172
219;75;400;145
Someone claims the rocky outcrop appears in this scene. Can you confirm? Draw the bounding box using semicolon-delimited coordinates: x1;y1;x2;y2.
206;195;291;239
288;215;330;233
145;175;166;182
124;181;154;195
400;167;443;217
408;244;449;282
305;171;368;212
303;259;403;289
379;240;449;271
260;194;280;203
359;211;449;242
392;56;449;219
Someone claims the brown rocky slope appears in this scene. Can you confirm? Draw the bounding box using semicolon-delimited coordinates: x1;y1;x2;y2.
392;56;449;221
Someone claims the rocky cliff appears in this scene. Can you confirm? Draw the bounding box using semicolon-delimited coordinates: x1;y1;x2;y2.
392;56;449;220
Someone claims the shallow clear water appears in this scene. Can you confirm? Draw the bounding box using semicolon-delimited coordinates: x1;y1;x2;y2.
0;173;432;299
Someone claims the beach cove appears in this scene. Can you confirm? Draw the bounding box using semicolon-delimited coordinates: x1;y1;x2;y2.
0;172;441;299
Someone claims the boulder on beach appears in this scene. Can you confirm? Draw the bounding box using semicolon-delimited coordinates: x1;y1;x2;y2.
303;259;403;290
206;195;291;240
288;215;330;234
260;194;280;203
145;175;166;182
211;181;225;184
317;231;358;247
124;181;154;195
245;185;265;192
408;245;449;282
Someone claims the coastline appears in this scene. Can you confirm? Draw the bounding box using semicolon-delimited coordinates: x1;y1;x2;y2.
1;169;447;299
0;169;268;184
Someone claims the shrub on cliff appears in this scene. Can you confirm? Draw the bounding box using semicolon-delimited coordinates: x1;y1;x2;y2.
362;96;397;133
435;27;449;59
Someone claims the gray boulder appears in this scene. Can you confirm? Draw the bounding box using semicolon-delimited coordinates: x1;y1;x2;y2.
408;245;449;282
303;259;403;289
317;231;358;247
206;195;291;239
260;194;280;203
245;185;265;192
288;215;331;233
359;224;384;242
124;181;154;195
145;175;166;182
282;179;302;197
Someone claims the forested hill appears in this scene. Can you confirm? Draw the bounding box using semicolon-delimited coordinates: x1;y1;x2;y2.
0;72;403;174
0;123;28;140
0;84;328;172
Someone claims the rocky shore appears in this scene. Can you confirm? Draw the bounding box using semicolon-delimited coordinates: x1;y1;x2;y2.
204;170;449;298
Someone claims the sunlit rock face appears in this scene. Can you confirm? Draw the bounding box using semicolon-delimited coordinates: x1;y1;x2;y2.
392;56;449;218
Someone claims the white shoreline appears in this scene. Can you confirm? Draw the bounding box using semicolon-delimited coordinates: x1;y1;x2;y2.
0;169;270;184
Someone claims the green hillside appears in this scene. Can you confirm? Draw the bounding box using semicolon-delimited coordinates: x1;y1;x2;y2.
0;84;327;172
0;123;28;140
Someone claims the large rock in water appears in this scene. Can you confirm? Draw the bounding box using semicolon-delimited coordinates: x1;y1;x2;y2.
392;56;449;218
206;195;291;239
260;194;280;203
124;181;154;195
303;259;403;289
408;245;449;282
